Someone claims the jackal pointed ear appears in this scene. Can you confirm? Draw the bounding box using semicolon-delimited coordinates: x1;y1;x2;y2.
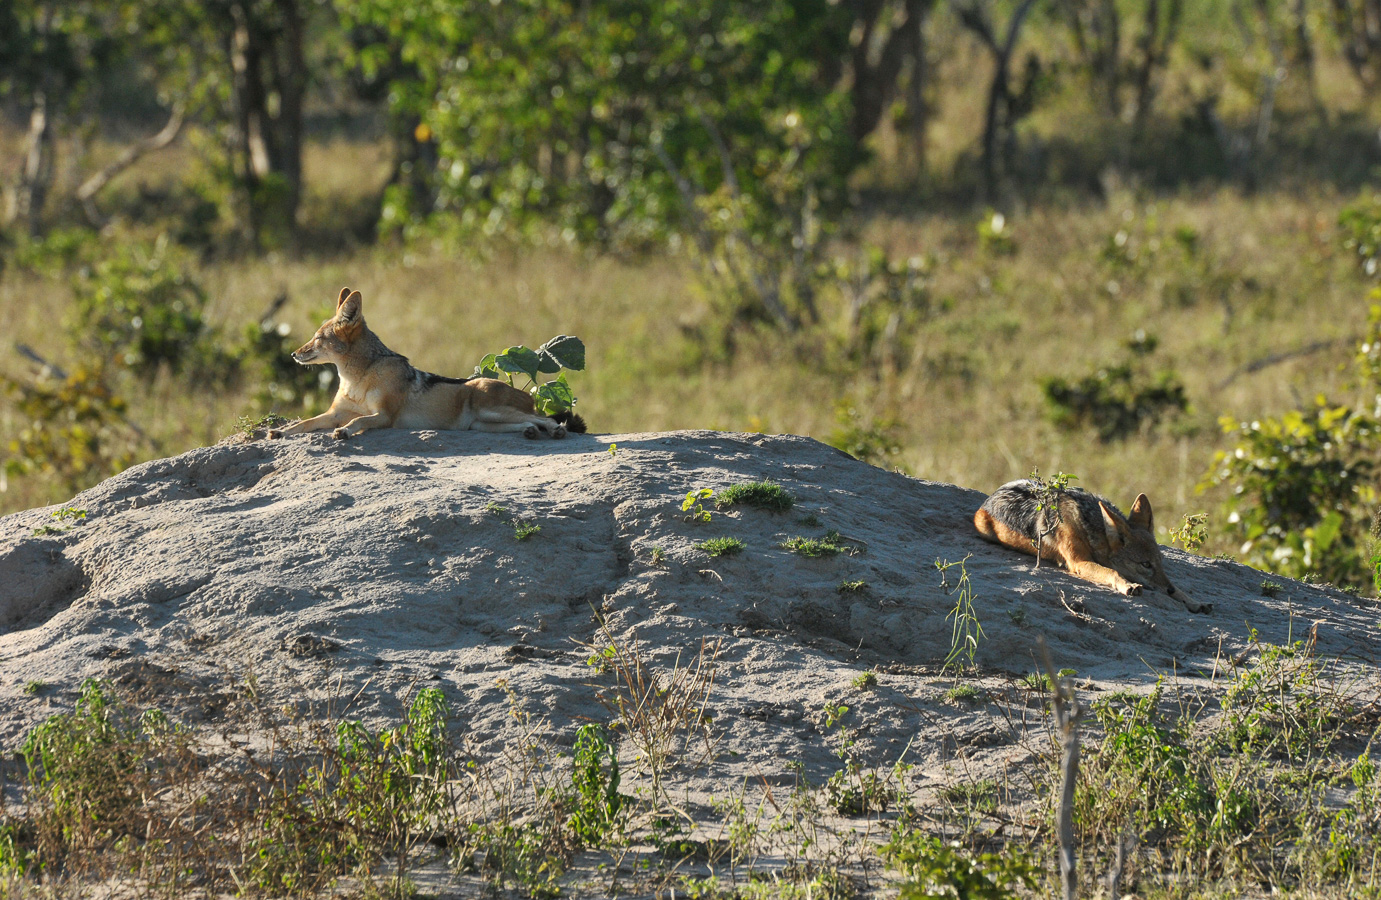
337;287;352;309
338;290;363;323
1128;493;1154;531
1099;500;1126;546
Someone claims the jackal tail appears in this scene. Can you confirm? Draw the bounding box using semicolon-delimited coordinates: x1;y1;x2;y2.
554;410;587;434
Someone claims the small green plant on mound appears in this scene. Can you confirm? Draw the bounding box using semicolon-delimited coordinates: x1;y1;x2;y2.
780;530;860;557
1170;512;1209;552
474;335;585;417
714;481;794;512
698;536;744;557
837;579;868;594
681;487;714;524
236;413;288;438
936;555;982;673
513;520;542;541
32;507;86;536
944;683;982;705
851;671;878;691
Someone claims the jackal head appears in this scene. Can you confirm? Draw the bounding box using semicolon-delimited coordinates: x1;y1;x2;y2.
291;287;364;365
1100;494;1208;613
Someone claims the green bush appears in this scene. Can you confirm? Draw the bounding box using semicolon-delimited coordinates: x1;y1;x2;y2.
1;366;144;492
1204;400;1376;587
1042;334;1187;441
67;237;211;378
564;724;625;849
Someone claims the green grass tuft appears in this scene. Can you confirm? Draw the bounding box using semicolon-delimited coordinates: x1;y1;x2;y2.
697;536;744;557
714;481;794;512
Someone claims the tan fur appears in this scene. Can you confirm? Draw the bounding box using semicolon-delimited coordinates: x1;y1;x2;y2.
974;484;1209;614
267;287;570;441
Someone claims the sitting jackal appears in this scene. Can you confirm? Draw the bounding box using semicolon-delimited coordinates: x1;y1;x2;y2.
973;479;1208;613
267;287;585;441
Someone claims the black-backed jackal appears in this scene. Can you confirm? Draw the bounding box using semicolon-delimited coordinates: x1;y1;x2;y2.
973;479;1208;613
267;288;586;441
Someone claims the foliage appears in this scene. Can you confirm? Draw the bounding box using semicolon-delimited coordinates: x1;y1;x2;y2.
881;829;1038;900
341;0;858;246
32;506;86;537
1219;633;1352;758
1;366;145;492
779;530;856;557
827;247;934;363
935;555;983;674
698;536;744;557
1026;468;1075;568
1340;196;1381;277
1205;398;1377;588
826;401;905;468
837;579;868;594
513;520;543;541
1042;337;1188;442
20;680;181;850
1169;512;1208;552
475;335;586;416
66;236;212;379
714;481;794;512
238;309;337;414
248;688;454;893
681;487;715;524
563;724;625;849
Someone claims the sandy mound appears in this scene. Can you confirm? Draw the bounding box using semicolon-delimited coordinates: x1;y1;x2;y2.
1;428;1377;788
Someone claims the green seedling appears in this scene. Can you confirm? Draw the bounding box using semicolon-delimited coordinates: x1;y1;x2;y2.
33;507;86;537
681;488;714;524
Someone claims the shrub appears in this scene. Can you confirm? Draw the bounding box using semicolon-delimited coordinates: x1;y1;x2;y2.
1042;335;1188;442
66;236;212;378
1204;400;1376;587
1;366;145;492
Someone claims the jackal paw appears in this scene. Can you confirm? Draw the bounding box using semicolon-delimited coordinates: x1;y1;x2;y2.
266;429;283;440
523;424;539;439
332;427;350;440
552;423;567;439
1120;581;1144;597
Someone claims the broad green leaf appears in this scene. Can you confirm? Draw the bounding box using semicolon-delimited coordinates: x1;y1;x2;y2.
538;335;585;371
495;346;542;381
532;376;575;415
473;353;501;379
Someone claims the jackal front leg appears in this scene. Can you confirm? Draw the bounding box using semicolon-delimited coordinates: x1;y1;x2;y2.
332;412;393;440
268;408;352;438
1066;558;1143;596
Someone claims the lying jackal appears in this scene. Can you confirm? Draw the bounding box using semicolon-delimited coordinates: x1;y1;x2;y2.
973;479;1208;613
267;287;585;441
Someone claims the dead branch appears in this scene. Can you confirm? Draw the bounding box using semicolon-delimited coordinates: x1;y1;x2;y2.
75;100;187;226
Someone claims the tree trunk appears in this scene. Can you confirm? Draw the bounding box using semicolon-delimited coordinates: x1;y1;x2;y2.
7;90;54;236
224;0;307;248
958;0;1039;203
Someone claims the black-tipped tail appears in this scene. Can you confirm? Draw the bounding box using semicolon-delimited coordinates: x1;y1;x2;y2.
554;410;587;434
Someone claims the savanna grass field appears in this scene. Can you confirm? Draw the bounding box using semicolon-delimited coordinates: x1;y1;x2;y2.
4;1;1381;897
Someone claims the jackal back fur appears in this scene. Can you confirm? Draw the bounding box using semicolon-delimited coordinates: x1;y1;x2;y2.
973;479;1208;613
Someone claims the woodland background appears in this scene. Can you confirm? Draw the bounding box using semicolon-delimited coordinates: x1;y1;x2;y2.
5;0;1381;589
